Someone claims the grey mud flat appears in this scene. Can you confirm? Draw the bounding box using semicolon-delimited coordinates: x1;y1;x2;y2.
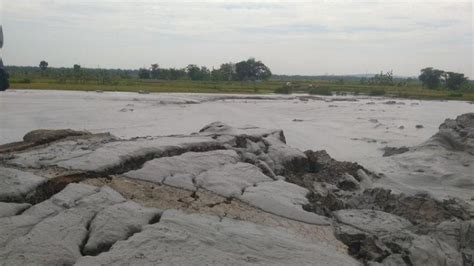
0;115;472;265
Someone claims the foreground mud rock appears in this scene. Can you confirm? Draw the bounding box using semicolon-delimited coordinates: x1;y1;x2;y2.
1;122;329;225
0;202;31;218
83;201;162;256
77;210;358;266
0;167;45;202
384;113;474;203
0;129;92;153
430;112;474;153
0;184;127;264
283;115;474;265
288;152;472;265
0;120;472;265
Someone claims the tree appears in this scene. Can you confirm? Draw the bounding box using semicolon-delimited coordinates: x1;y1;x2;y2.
211;68;223;81
253;60;272;80
138;68;150;79
235;60;252;81
219;63;235;81
419;67;443;89
199;66;211;80
186;64;201;80
169;68;186;80
210;63;234;81
73;64;83;83
97;69;115;85
39;61;48;71
443;72;468;90
371;70;393;85
235;58;271;81
150;63;159;79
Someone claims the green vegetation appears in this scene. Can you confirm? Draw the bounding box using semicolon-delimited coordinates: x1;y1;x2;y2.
360;71;394;86
39;60;48;72
448;92;463;98
308;86;332;96
5;64;473;101
134;58;271;82
368;88;386;96
419;67;468;90
274;85;293;94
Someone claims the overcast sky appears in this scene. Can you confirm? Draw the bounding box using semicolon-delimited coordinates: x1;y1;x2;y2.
1;0;472;77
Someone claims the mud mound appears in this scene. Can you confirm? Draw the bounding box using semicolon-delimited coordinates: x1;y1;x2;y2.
285;149;473;265
381;113;474;204
0;129;112;153
425;112;474;153
0;122;472;265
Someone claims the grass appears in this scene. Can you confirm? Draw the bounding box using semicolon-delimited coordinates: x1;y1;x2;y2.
10;80;279;94
368;88;386;96
274;86;293;94
9;78;474;101
308;87;332;96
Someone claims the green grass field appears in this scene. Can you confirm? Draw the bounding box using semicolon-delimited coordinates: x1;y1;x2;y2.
9;79;474;101
10;79;278;94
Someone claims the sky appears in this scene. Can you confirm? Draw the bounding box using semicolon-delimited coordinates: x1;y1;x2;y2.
0;0;472;77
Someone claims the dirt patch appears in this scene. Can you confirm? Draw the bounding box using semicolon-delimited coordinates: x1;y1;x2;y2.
82;176;347;252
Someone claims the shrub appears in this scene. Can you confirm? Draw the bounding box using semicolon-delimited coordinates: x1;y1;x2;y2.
17;78;32;84
274;86;292;94
369;89;386;96
397;92;409;98
308;87;332;96
448;92;463;98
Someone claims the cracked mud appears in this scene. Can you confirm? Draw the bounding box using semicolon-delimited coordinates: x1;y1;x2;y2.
0;114;472;265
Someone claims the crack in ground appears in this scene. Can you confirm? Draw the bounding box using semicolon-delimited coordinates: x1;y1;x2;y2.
24;172;105;205
2;132;281;208
99;142;227;176
148;213;162;225
80;211;99;256
11;142;232;205
80;210;163;257
206;197;233;208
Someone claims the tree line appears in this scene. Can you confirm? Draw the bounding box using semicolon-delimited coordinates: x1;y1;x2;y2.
418;67;469;90
7;61;471;92
9;62;136;85
138;58;272;81
7;58;271;84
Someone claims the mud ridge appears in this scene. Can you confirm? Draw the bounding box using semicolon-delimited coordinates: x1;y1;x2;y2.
25;172;102;204
285;148;473;265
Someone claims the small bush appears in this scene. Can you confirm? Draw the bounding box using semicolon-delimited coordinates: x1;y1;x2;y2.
308;87;332;96
448;92;463;97
17;78;32;84
369;88;386;96
397;91;409;98
274;86;292;94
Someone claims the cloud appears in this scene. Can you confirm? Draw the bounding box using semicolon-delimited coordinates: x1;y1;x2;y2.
1;0;472;77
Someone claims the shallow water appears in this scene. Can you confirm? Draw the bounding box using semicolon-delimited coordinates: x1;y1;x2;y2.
1;89;472;201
